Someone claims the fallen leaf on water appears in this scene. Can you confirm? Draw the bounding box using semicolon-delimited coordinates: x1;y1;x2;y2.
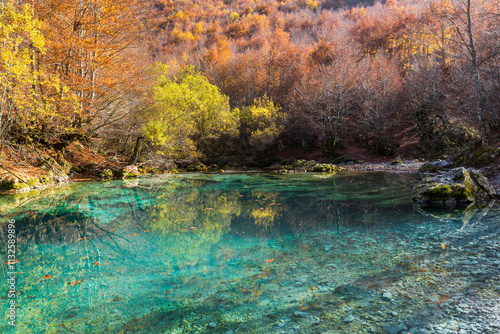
203;208;213;211
241;288;246;292
144;230;150;232
264;258;275;263
130;233;140;236
301;307;306;310
134;225;139;227
43;274;53;279
441;242;446;250
93;262;102;266
68;278;84;287
4;259;20;264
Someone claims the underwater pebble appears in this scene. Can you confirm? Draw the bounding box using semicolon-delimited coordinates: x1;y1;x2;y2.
383;323;408;334
381;292;393;301
343;315;355;323
293;311;308;318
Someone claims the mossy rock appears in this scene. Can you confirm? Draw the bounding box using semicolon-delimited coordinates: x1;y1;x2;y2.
186;163;207;172
454;145;500;167
99;170;113;181
272;159;318;171
390;157;402;165
332;154;364;164
413;167;496;208
311;164;341;173
291;160;317;168
419;160;453;173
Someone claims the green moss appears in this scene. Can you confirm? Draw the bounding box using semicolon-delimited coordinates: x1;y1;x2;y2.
390;157;402;165
291;160;317;168
168;169;179;174
422;175;476;202
424;183;453;201
462;177;477;199
99;170;113;181
312;164;341;173
12;182;30;190
454;145;499;167
187;163;207;172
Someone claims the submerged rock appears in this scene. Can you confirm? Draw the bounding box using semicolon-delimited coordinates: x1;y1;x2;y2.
383;323;408;334
381;292;393;302
413;167;496;208
343;315;355;323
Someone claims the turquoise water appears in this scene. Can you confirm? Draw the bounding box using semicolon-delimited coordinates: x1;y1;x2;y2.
0;172;498;333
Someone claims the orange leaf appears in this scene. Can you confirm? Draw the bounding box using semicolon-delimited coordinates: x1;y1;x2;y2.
93;262;102;266
130;233;140;236
4;259;20;264
264;258;275;263
203;208;213;211
43;274;53;279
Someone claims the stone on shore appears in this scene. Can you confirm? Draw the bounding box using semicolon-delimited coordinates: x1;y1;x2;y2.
413;167;496;208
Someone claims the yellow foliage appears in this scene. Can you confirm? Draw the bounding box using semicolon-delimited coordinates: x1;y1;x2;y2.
306;0;318;11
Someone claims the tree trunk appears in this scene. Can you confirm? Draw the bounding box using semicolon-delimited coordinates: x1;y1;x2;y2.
129;136;144;165
466;0;488;146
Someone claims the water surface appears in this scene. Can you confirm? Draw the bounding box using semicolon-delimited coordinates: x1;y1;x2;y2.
0;172;498;333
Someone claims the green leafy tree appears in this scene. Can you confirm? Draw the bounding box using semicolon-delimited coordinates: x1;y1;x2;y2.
238;95;286;153
142;64;239;162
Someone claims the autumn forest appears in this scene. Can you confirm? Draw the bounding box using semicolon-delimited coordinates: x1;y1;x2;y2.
1;0;499;173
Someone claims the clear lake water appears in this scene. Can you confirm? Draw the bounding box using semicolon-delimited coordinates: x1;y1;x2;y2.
0;171;499;334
